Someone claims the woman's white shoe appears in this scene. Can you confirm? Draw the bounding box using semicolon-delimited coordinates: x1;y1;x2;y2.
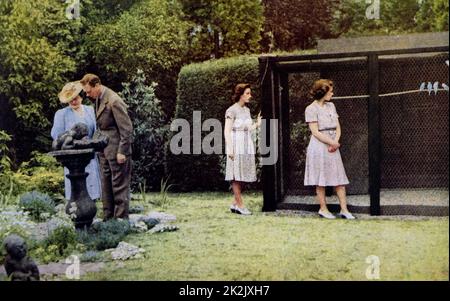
339;211;356;220
235;207;252;215
318;210;336;219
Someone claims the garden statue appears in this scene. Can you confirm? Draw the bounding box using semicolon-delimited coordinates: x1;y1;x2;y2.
3;235;40;281
52;123;109;151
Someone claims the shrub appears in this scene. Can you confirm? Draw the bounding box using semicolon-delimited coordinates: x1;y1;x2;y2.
87;231;124;251
120;69;170;192
0;130;12;173
30;244;62;264
0;209;34;242
0;179;18;208
16;152;64;197
45;226;77;256
77;219;132;251
0;130;15;199
1;152;64;198
167;55;261;191
77;231;116;251
46;211;74;234
19;191;55;222
90;219;131;236
44;211;77;257
290;121;310;179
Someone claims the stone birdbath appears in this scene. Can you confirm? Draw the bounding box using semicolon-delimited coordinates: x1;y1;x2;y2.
49;123;108;230
49;149;98;229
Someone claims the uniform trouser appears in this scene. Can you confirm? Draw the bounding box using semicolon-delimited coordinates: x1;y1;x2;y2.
98;154;132;220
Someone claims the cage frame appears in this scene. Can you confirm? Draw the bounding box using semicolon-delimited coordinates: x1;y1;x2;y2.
259;46;449;215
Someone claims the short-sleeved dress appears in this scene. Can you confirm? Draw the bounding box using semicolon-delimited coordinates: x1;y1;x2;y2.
225;103;257;182
304;101;349;186
51;105;102;200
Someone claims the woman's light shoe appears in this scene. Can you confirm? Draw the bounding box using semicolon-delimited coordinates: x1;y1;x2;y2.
229;204;237;213
339;211;356;220
318;210;336;219
235;207;252;215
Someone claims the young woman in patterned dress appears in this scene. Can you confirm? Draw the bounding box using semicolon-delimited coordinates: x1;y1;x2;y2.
224;84;261;215
304;79;355;220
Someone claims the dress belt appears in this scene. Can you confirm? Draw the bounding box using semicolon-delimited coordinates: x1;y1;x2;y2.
319;127;337;131
232;127;249;132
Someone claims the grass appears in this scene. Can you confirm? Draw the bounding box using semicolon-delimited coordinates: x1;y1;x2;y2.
83;192;449;281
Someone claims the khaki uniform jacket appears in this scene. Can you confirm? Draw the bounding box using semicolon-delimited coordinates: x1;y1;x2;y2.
96;87;133;160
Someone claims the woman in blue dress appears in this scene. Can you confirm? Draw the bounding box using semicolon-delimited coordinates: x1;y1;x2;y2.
51;81;101;200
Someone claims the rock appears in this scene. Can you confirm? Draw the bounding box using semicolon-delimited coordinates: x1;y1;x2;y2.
129;205;145;214
107;242;145;261
128;215;149;232
142;217;159;229
129;213;175;232
129;214;145;225
133;221;148;233
146;212;176;223
148;224;179;234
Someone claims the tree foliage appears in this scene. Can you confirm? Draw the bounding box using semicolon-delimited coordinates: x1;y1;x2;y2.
415;0;449;32
262;0;340;51
83;0;190;117
81;0;140;25
179;0;264;60
333;0;447;36
0;0;78;162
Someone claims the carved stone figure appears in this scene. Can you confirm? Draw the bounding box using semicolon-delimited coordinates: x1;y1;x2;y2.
52;123;89;150
52;123;108;151
3;235;40;281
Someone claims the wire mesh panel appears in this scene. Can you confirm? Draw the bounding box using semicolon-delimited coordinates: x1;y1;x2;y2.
286;59;369;197
379;53;449;189
322;60;369;195
377;52;449;215
287;72;319;196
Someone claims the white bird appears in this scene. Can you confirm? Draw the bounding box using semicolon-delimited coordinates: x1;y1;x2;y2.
419;82;426;91
442;83;449;91
427;82;433;95
433;81;440;95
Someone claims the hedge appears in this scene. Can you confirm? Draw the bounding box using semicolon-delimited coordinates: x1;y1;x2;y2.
166;55;261;191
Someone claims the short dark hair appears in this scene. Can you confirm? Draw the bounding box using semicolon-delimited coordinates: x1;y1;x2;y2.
309;79;333;100
80;73;101;87
232;83;251;102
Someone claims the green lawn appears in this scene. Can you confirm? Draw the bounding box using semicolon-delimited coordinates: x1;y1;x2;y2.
83;192;449;281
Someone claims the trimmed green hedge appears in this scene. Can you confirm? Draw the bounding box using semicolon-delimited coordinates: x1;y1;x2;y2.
167;55;261;191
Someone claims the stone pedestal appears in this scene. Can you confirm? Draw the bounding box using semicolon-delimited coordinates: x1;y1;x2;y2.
49;149;97;229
